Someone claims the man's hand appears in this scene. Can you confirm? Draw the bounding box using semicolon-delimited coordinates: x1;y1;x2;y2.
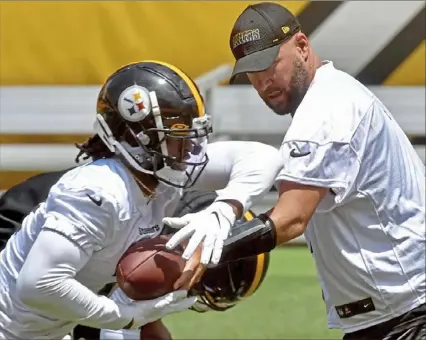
163;201;237;266
173;245;206;291
119;290;196;330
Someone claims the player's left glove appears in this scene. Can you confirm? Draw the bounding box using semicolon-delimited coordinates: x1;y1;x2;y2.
163;201;236;265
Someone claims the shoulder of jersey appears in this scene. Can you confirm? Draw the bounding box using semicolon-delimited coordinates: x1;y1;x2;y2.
287;65;375;144
52;159;133;217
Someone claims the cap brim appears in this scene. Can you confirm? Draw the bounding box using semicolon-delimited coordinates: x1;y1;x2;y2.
230;44;281;84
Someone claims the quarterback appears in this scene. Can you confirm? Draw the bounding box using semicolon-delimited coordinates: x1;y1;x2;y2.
167;3;426;340
0;61;281;339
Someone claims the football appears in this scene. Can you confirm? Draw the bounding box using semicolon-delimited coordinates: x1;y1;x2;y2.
116;235;186;301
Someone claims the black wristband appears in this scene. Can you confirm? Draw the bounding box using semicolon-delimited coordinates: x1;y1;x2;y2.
219;213;277;264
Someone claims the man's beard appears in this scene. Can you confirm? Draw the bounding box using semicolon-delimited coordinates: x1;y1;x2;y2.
265;59;310;116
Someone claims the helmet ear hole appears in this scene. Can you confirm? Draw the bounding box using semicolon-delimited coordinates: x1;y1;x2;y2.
151;153;164;171
136;131;151;145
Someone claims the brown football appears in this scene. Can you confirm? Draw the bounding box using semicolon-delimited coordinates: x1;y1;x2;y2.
116;235;186;301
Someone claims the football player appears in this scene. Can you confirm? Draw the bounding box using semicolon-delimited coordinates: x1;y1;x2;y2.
0;176;269;340
0;61;282;339
167;3;426;340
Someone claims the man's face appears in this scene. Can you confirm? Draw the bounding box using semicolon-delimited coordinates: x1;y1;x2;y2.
166;136;194;171
247;34;310;116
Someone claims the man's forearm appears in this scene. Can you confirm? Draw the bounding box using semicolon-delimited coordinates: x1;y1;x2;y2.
16;230;132;330
24;277;131;330
219;214;277;263
219;204;310;264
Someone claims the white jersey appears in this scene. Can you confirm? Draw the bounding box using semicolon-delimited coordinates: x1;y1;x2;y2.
0;141;282;339
0;159;180;339
276;62;425;333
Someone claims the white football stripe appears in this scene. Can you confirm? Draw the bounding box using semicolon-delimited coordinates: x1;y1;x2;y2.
0;145;86;170
309;1;425;75
1;144;423;171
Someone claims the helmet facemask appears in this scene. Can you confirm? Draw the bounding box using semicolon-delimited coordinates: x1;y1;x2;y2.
188;251;269;313
188;261;247;313
95;84;212;189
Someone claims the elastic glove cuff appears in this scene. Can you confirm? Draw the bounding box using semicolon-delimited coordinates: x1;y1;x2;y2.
115;304;142;330
211;201;237;225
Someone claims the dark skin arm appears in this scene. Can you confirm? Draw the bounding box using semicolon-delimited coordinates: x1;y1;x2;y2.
141;319;172;340
269;180;328;245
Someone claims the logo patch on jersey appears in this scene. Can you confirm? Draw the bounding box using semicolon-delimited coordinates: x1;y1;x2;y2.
86;194;102;206
335;297;375;319
117;85;152;122
290;149;311;158
138;224;160;236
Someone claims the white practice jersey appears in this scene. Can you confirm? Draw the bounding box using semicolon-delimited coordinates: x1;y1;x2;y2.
0;141;282;339
0;159;181;339
276;61;425;333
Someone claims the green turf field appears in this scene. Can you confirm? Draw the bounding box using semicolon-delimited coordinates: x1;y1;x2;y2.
165;247;342;339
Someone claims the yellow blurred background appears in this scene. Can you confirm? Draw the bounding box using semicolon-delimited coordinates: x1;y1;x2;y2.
0;1;309;85
1;1;424;86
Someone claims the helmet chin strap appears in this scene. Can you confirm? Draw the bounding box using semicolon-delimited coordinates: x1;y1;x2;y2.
155;166;186;187
119;142;186;187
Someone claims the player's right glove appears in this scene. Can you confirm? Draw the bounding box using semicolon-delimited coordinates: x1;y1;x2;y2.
117;290;196;330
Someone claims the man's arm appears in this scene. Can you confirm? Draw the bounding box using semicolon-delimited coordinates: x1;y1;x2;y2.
219;136;360;263
100;289;173;340
16;185;134;330
219;180;327;263
270;180;328;244
16;228;132;330
17;181;195;330
164;141;283;264
192;140;283;216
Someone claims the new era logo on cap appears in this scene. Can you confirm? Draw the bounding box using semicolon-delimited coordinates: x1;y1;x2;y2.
229;2;301;82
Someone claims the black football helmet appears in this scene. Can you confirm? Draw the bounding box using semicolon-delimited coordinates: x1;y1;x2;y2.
94;61;212;189
190;209;270;312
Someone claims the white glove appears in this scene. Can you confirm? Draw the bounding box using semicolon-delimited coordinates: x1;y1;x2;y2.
164;201;236;265
118;290;196;330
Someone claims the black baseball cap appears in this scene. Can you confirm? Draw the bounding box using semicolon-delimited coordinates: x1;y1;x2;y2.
229;2;301;83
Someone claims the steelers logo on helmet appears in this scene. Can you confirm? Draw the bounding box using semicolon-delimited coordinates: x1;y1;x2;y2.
117;85;152;122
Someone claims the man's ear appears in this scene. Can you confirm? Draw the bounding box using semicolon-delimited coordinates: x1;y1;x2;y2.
295;32;309;61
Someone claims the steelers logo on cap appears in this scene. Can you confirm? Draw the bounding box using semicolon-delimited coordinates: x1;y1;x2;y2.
117;85;152;122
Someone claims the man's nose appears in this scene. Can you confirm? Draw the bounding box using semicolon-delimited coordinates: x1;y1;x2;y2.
253;70;274;92
183;139;194;153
